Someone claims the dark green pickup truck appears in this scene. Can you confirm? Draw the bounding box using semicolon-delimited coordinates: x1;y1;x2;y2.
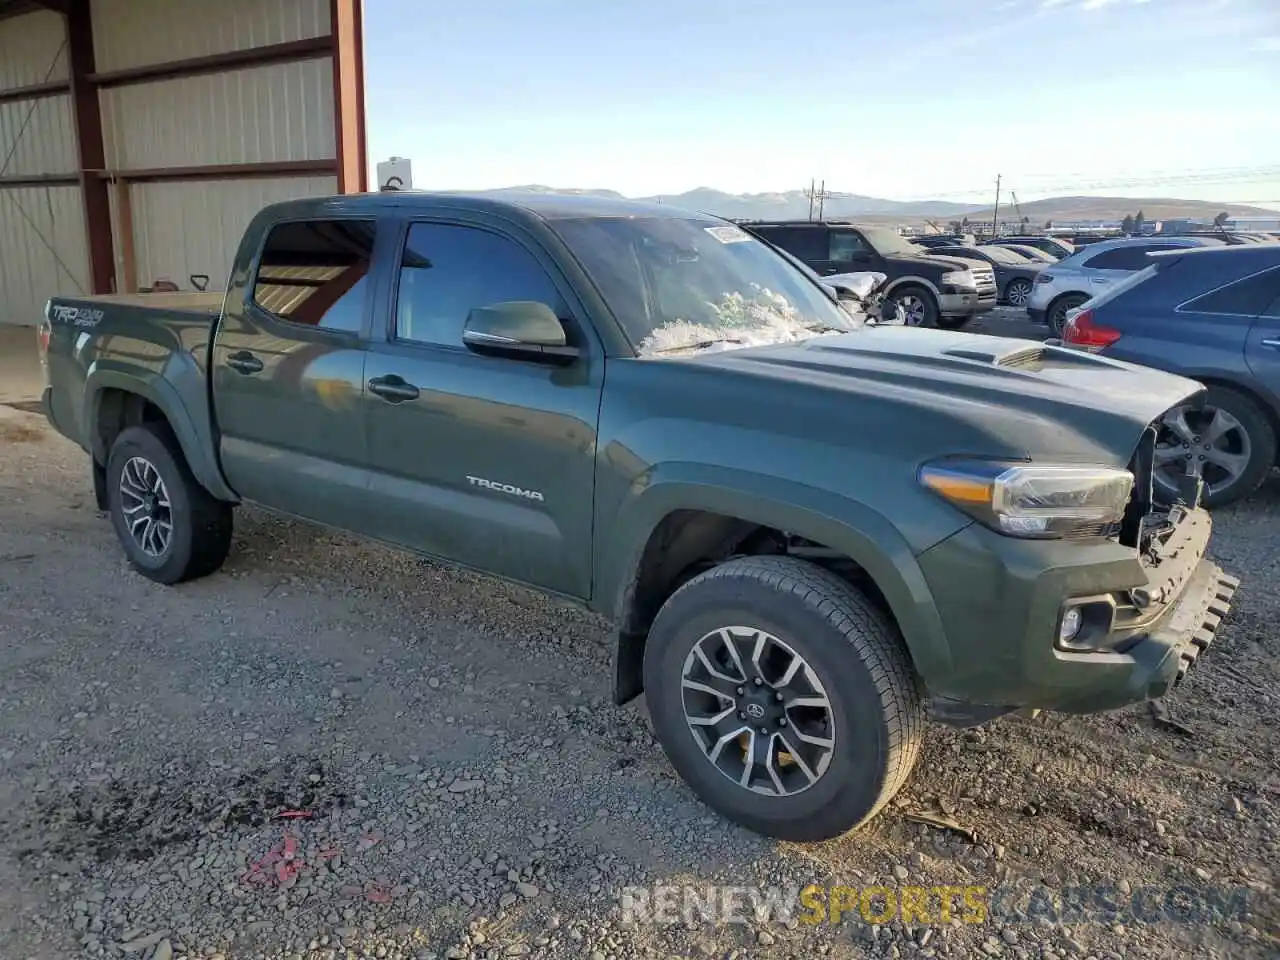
38;192;1238;842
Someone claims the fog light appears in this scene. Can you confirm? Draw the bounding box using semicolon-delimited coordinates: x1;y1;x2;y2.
1059;606;1083;644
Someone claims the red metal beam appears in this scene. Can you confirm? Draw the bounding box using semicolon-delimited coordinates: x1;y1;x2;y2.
331;0;367;194
0;78;70;106
87;35;334;89
0;172;78;187
95;159;337;184
66;0;114;294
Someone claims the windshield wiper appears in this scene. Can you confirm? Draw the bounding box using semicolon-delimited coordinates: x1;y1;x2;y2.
651;337;746;355
802;322;850;333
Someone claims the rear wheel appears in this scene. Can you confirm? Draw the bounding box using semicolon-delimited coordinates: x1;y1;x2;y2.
889;284;939;328
1154;386;1276;508
642;556;923;842
1004;278;1032;307
1047;292;1088;337
106;424;233;584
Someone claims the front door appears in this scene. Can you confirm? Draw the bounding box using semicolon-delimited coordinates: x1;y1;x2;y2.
1244;279;1280;403
211;216;379;531
361;217;603;598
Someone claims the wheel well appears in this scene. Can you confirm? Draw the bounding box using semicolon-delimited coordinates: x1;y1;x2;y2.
94;388;168;465
613;510;895;704
1046;290;1087;314
1192;377;1280;463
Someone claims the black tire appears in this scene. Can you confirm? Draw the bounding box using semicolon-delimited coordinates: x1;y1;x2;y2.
889;284;940;328
642;555;923;842
1155;386;1277;509
105;424;233;584
1004;278;1032;308
1046;292;1088;337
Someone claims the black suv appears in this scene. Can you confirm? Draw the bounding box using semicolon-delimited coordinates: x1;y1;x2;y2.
741;220;996;328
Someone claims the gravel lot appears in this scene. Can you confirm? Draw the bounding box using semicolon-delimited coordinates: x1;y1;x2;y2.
1;311;1277;960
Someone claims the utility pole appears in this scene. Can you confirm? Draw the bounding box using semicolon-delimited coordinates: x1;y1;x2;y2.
805;179;832;221
991;174;1002;238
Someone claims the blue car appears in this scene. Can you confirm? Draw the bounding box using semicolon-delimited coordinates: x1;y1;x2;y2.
1062;244;1280;506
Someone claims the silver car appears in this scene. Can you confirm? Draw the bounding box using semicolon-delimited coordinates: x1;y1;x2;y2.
1026;236;1224;335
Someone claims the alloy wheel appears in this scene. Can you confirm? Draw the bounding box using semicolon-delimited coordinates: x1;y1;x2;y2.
119;456;174;558
680;626;835;797
1155;404;1252;501
1006;281;1031;306
896;295;927;327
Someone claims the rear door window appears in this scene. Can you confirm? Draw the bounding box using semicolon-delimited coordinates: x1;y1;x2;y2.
251;219;377;334
750;227;827;263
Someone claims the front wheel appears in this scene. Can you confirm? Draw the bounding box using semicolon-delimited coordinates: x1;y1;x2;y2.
106;424;234;584
1154;386;1276;508
889;285;939;328
642;556;923;842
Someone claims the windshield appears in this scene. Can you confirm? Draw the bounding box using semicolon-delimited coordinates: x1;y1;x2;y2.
977;245;1025;264
551;216;860;355
858;226;922;257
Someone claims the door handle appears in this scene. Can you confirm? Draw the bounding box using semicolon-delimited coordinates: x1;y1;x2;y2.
368;374;420;403
1090;277;1109;284
1261;337;1280;350
226;351;263;375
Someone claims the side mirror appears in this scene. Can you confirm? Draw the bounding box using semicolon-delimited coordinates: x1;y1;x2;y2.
462;301;580;364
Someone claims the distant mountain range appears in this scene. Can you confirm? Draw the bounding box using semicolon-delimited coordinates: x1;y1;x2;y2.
479;185;1276;224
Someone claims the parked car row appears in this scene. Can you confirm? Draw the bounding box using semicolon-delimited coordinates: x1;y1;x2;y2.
1058;242;1280;508
737;220;998;328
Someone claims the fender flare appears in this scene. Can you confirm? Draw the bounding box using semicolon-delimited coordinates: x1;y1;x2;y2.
882;275;943;300
84;361;238;502
598;464;954;698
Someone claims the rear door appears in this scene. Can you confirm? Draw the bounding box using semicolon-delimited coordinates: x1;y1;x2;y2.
1239;268;1280;404
212;216;383;530
360;213;604;598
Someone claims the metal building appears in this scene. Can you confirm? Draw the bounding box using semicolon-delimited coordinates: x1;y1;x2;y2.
0;0;366;324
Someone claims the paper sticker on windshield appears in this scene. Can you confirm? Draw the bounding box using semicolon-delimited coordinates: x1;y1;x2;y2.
704;225;752;244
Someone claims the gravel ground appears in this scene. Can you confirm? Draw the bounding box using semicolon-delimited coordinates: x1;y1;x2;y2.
1;313;1277;959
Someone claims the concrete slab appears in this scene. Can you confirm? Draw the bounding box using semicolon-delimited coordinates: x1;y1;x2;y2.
0;325;43;405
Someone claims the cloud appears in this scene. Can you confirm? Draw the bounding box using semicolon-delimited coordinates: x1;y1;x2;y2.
1040;0;1164;8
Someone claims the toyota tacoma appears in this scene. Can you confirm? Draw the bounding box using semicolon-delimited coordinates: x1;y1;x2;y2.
38;192;1237;842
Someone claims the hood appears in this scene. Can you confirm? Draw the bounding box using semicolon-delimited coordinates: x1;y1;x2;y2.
683;327;1203;464
920;254;992;272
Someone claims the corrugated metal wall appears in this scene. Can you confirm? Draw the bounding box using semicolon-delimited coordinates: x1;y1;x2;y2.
91;0;330;72
94;0;337;293
100;61;335;170
121;175;338;291
0;10;86;324
0;0;345;326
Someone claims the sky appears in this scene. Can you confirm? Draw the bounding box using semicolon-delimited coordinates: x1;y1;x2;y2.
363;0;1280;208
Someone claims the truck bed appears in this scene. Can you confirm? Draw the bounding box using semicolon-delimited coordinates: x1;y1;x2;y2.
42;292;222;462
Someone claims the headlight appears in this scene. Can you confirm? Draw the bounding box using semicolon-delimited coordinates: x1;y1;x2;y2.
919;458;1134;539
941;271;976;289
